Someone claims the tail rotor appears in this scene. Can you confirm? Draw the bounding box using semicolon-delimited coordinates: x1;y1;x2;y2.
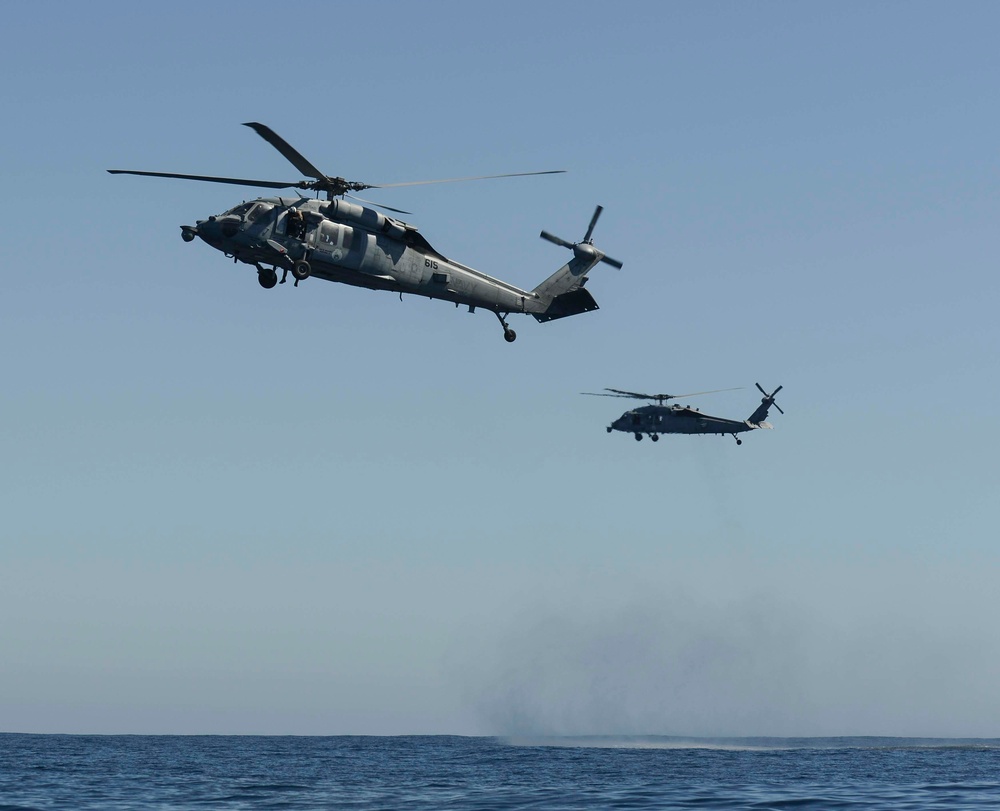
541;205;623;269
755;383;784;415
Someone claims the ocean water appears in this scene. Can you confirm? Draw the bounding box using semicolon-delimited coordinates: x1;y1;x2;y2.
2;734;999;809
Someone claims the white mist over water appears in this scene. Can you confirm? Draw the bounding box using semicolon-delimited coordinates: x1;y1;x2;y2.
468;564;1000;738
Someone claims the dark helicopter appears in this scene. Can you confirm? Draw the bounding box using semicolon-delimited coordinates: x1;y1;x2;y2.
584;383;784;443
109;123;621;342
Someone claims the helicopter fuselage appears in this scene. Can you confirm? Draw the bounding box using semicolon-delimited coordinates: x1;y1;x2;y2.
187;196;574;322
112;122;620;341
591;383;783;444
611;404;768;435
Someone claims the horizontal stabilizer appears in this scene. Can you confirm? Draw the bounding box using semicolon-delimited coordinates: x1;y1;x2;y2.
532;287;599;322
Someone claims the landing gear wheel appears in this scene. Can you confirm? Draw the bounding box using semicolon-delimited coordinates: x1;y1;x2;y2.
257;269;278;289
292;260;311;281
634;433;642;441
606;427;613;434
651;434;659;442
736;438;743;445
494;311;517;343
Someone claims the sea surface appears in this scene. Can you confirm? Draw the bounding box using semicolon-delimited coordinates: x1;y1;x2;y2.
2;734;999;809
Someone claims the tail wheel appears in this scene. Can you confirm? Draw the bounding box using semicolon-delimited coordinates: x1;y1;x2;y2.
494;311;516;343
292;260;311;281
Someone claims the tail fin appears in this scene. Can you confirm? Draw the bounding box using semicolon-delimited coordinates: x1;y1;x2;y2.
531;205;621;322
748;383;784;425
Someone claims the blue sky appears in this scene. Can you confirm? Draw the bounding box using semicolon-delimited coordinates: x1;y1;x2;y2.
2;1;999;736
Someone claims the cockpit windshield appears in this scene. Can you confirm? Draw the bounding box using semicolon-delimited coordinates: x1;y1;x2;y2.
223;202;254;218
220;202;274;223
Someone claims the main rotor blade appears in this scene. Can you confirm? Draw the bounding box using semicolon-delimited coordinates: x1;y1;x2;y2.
345;194;412;215
603;388;660;400
107;169;303;190
243;122;326;180
583;205;603;243
599;387;744;401
665;387;744;399
371;169;566;189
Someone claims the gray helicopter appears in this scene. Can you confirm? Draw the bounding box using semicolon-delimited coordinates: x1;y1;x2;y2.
109;123;621;342
584;383;784;443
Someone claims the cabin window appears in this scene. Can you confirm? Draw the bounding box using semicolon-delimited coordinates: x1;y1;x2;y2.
319;222;354;250
319;222;341;246
431;272;449;284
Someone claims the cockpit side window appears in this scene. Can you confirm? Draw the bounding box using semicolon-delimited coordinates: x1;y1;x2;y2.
245;203;272;223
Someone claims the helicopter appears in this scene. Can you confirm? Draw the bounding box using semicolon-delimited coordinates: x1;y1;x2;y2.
109;123;622;342
583;383;784;443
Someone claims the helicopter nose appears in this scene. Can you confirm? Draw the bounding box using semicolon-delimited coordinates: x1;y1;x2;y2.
191;216;222;245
